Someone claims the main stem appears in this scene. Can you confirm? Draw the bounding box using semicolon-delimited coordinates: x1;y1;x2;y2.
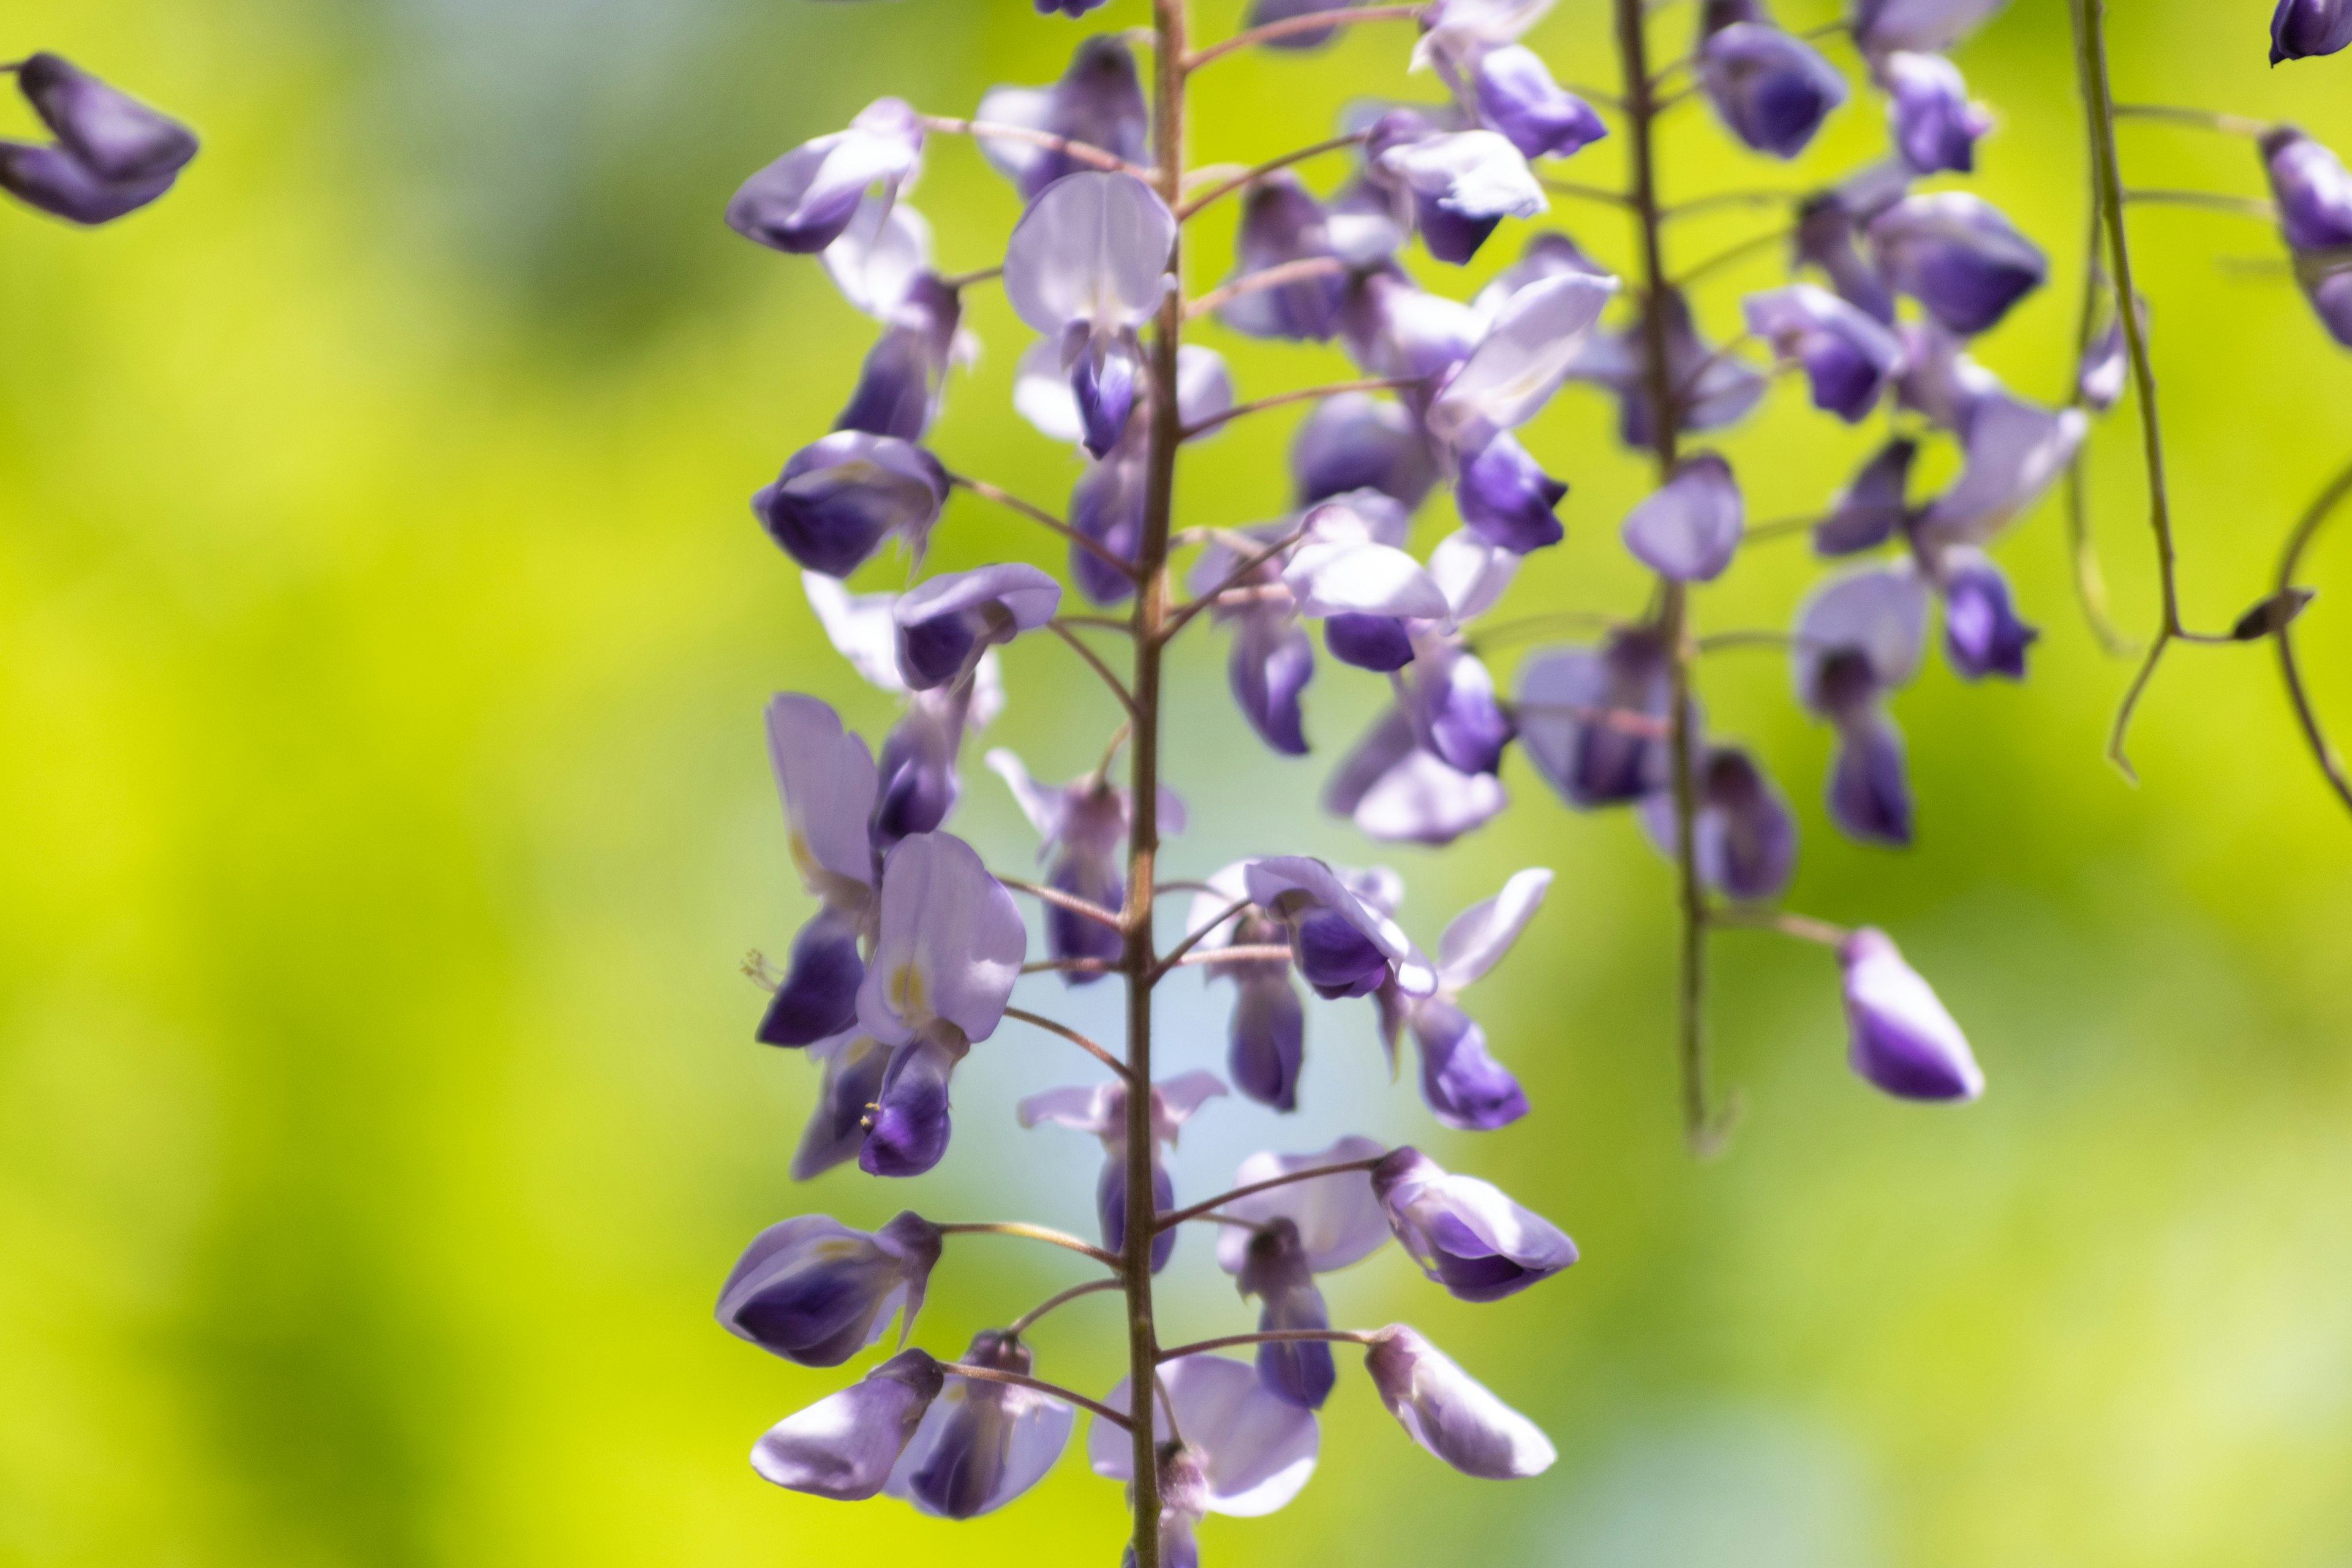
1614;0;1715;1152
2071;0;2182;778
1123;5;1189;1565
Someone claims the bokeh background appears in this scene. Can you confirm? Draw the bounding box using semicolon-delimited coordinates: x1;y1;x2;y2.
4;0;2350;1563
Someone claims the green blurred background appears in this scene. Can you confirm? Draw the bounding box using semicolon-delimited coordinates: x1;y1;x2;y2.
3;0;2350;1563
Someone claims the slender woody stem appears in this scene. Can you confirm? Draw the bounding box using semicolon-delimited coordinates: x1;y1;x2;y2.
1615;0;1723;1156
918;115;1152;179
1183;4;1425;72
1183;377;1423;440
941;1363;1134;1430
936;1221;1123;1268
948;472;1139;580
1150;895;1254;981
1153;1155;1386;1234
2073;0;2187;782
1123;10;1190;1561
1008;1277;1121;1336
2065;190;2138;657
998;877;1128;932
1158;1329;1379;1360
1004;1006;1137;1082
1049;621;1144;718
2274;457;2352;816
1178;132;1369;219
1185;256;1351;320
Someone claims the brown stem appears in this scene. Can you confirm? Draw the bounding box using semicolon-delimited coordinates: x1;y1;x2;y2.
1157;1329;1379;1361
1149;895;1254;981
1182;376;1422;440
1185;256;1351;321
1003;1006;1137;1082
1182;4;1425;72
1153;1155;1386;1234
947;472;1139;581
998;877;1127;932
940;1362;1134;1429
1008;1278;1123;1337
1178;132;1369;219
1156;527;1310;645
1706;905;1853;947
1048;622;1142;718
918;115;1152;179
2275;457;2352;816
936;1221;1122;1269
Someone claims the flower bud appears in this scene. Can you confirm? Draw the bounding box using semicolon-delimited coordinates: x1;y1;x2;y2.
754;432;948;579
1363;1325;1556;1479
751;1349;944;1500
728;99;922;256
716;1211;942;1367
2271;0;2352;63
1372;1147;1577;1302
1840;928;1985;1101
893;565;1061;692
1868;192;2046;337
886;1331;1074;1518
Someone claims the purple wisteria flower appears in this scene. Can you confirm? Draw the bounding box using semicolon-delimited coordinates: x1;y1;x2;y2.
856;831;1028;1175
1852;0;2010;57
2260;127;2352;346
1292;392;1439;510
1221;174;1346;342
752;1350;946;1500
2272;0;2352;63
1517;627;1675;810
1233;1219;1341;1408
1215;1139;1391;1271
1698;1;1849;159
990;749;1181;979
1371;124;1548;265
1005;170;1178;458
1795;567;1930;846
886;1331;1074;1518
729;99;923;255
978;36;1147;200
1472;46;1610;160
1882;51;1992;175
1815;439;1917;556
1246;856;1438;999
1414;0;1561;75
1019;1072;1226;1272
757;695;880;1046
1090;1355;1321;1566
1795;185;1902;325
793;1029;894;1180
1640;746;1800;902
820;194;935;319
1574;288;1768;446
1245;0;1359;51
1189;865;1311;1107
716;1211;941;1367
1744;284;1905;423
1623;453;1746;582
837;272;965;441
1840;927;1985;1101
1934;550;2037;680
1868;192;2047;336
1036;0;1114;15
1372;1146;1577;1300
1380;870;1550;1130
1363;1325;1557;1479
1912;393;2086;552
0;54;198;225
755;432;949;578
894;564;1061;691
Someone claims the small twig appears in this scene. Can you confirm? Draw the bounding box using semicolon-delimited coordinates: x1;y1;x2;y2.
2122;188;2276;221
1156;1329;1379;1362
1182;376;1423;440
1706;905;1852;946
999;876;1129;933
1157;526;1311;644
1049;620;1144;719
1058;614;1140;635
1695;629;1795;654
937;1221;1122;1269
1170;944;1294;968
1007;1278;1123;1337
940;264;1004;290
1150;895;1255;982
1743;514;1822;545
1186;256;1351;320
2112;102;2273;138
947;473;1139;582
1510;701;1673;741
1183;1211;1269;1232
941;1361;1134;1428
1540;176;1634;209
1153;1155;1386;1234
1660;189;1802;222
1024;957;1119;976
1673;225;1792;288
919;115;1153;180
1005;1005;1136;1082
2274;456;2352;816
1183;4;1426;72
1178;132;1370;219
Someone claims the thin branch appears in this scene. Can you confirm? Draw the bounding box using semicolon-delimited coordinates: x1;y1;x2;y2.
941;1362;1134;1429
1007;1278;1122;1337
1510;701;1673;741
1170;944;1294;968
936;1221;1121;1269
919;115;1152;179
1178;133;1369;219
1696;629;1795;653
1706;905;1852;947
947;473;1139;581
1743;513;1822;545
1186;256;1351;321
2065;187;2138;657
1660;189;1802;222
1024;957;1119;976
940;264;1003;290
2113;102;2274;138
998;876;1128;933
1153;1155;1385;1234
1183;5;1426;72
1673;225;1792;288
1150;895;1254;982
1182;376;1423;440
2274;456;2352;816
1005;1005;1137;1082
1540;175;1634;209
1157;526;1310;644
1157;1329;1379;1362
2122;188;2276;221
1048;620;1143;718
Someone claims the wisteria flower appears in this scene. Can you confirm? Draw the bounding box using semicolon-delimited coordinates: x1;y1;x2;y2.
1246;856;1438;999
1427;270;1619;478
1215;1138;1392;1273
2260;127;2352;345
856;831;1028;1175
757;695;880;1046
894;564;1061;692
1840;927;1985;1101
1019;1072;1227;1272
1912;393;2086;552
2078;315;2128;413
1883;51;1992;175
1292;392;1439;510
1743;284;1905;423
1363;1325;1556;1479
1517;627;1675;810
976;36;1148;200
1624;453;1746;582
0;53;198;225
1327;707;1512;845
1640;746;1800;902
755;432;948;578
1373;1146;1577;1300
752;1349;944;1500
791;1028;894;1181
1233;1219;1344;1408
1413;0;1560;75
885;1330;1074;1518
1382;870;1550;1130
1189;865;1312;1108
716;1211;941;1367
821;194;935;319
1698;4;1849;159
2272;0;2352;63
1893;319;2002;434
1005;170;1178;457
1573;288;1767;447
1934;549;2038;680
836;273;965;441
1795;187;1901;325
1815;439;1917;556
1794;567;1931;846
990;748;1181;979
1220;174;1347;342
1090;1355;1321;1566
1472;46;1610;160
1373;125;1548;265
1852;0;2011;57
1868;192;2047;336
729;98;923;255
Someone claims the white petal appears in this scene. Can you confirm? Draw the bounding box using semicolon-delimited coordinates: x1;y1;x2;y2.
821;195;933;318
803;573;907;693
1004;171;1177;336
1427;272;1619;453
985;748;1067;842
1282;541;1453;621
1428;530;1520;622
1216;1136;1392;1275
1014;336;1087;444
1435;869;1553;989
1016;1082;1121;1137
1090;1359;1320;1515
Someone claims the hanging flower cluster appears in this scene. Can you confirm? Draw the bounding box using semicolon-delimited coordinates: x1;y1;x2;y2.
0;53;197;226
711;2;2349;1564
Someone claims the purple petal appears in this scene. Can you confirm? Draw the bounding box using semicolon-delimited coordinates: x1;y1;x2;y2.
1229;614;1316;756
752;1349;944;1499
1700;24;1848;159
1455;432;1568;553
1814;439;1917;556
1884;51;1991;175
979;37;1147;199
1741;284;1903;424
755;432;947;578
1473;45;1610;160
1215;1136;1391;1275
858;831;1027;1047
2272;0;2352;62
1940;554;2038;680
861;1034;965;1177
17;55;198;184
1853;0;2011;55
1869;192;2047;336
1409;1000;1531;1131
1373;1147;1577;1302
1088;1356;1321;1514
1841;927;1985;1101
1435;869;1553;987
1363;1327;1555;1479
758;908;867;1047
888;1331;1074;1518
1829;713;1915;847
1227;973;1307;1111
1292;393;1439;509
1623;453;1744;582
728;99;922;255
792;1032;892;1181
718;1212;941;1366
